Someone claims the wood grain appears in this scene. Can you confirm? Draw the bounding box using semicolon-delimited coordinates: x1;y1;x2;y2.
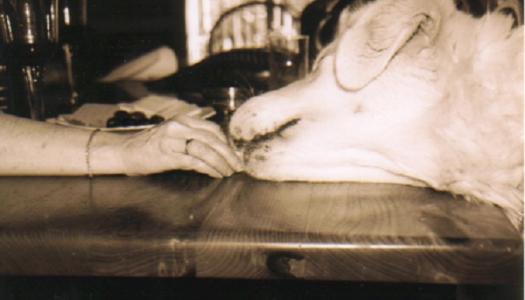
0;173;521;284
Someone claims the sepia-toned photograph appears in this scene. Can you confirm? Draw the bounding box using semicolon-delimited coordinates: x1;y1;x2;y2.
0;0;523;299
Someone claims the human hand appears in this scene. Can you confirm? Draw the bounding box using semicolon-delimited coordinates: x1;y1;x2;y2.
116;115;243;177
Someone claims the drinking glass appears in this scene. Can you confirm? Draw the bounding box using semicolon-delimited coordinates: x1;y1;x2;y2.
0;0;59;120
268;32;309;90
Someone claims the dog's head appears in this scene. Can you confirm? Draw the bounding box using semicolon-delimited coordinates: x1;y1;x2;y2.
229;0;523;224
231;0;454;183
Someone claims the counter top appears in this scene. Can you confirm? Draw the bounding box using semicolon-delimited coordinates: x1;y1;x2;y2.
0;173;522;284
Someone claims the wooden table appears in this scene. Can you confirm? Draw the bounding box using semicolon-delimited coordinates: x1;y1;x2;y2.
0;173;522;285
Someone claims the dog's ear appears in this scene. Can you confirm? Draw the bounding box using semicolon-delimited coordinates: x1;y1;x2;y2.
495;0;523;27
334;0;442;91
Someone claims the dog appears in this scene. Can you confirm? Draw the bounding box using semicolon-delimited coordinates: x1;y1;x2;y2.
229;0;524;228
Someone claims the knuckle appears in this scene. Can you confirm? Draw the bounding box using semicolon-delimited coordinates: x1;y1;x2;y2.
169;115;184;124
159;138;174;153
202;129;222;142
208;122;222;132
165;120;184;132
188;139;206;152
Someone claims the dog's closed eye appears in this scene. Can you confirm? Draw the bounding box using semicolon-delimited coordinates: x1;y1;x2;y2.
234;118;301;149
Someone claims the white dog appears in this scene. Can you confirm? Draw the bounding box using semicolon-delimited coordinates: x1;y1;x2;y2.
229;0;524;228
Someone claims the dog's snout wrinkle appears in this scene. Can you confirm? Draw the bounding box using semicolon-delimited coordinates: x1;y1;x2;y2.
234;118;301;165
234;118;301;146
229;90;308;141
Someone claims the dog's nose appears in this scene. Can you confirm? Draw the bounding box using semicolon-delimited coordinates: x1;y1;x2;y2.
228;94;271;140
229;91;305;142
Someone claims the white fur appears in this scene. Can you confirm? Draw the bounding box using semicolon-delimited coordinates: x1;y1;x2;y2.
229;0;523;228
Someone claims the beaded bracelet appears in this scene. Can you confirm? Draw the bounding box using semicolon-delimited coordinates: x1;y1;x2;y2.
86;128;100;178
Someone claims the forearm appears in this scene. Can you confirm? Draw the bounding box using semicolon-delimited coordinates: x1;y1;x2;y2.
0;114;126;176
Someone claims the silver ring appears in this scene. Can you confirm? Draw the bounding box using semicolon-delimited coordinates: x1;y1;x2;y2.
184;138;193;155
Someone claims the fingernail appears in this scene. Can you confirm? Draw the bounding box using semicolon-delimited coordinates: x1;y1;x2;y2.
234;161;244;172
210;172;223;178
235;155;244;169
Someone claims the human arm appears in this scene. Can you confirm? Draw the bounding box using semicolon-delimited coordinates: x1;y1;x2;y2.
0;113;242;177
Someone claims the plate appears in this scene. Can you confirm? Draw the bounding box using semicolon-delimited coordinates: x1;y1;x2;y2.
46;96;216;132
48;118;157;132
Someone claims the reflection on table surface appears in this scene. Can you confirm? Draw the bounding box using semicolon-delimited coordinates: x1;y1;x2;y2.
0;173;522;284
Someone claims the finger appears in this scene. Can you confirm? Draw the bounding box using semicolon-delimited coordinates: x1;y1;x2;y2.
190;131;243;172
181;155;224;178
165;122;243;172
186;139;235;177
160;137;187;154
161;139;223;178
172;115;228;143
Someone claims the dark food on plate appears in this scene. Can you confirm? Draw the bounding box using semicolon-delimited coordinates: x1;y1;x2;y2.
106;110;165;128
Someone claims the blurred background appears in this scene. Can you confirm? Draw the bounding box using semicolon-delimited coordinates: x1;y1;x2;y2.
86;0;522;66
1;0;523;118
